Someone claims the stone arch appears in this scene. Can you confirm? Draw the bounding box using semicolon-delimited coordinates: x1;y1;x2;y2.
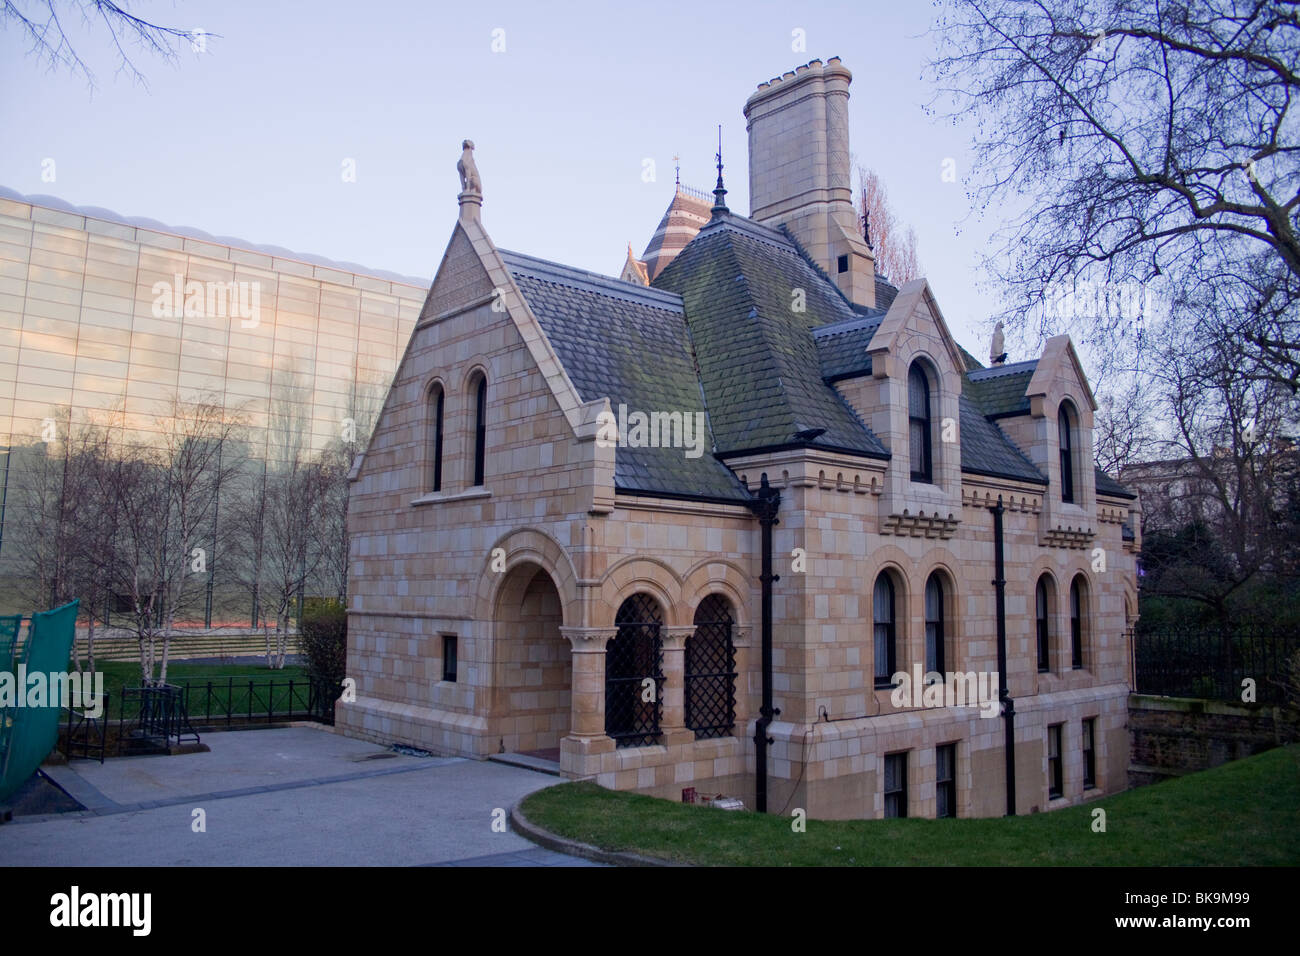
916;547;961;671
476;526;580;626
681;557;753;627
1031;565;1061;674
599;555;684;627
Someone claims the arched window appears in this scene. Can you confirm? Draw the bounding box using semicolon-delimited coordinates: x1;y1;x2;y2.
472;373;487;486
873;572;897;688
1058;402;1075;504
925;573;945;674
1036;576;1052;673
686;595;736;739
908;362;932;483
426;383;444;493
1070;576;1085;670
605;593;663;747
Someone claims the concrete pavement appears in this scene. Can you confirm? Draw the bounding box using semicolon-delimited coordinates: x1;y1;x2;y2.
0;726;599;867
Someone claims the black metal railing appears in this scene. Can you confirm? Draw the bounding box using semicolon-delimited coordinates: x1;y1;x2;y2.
63;692;110;763
1134;624;1299;705
120;684;201;751
59;673;342;761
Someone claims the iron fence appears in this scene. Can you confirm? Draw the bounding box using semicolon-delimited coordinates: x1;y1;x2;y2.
60;674;342;761
1133;624;1299;704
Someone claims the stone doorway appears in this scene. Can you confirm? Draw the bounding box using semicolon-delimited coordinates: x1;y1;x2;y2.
492;563;571;757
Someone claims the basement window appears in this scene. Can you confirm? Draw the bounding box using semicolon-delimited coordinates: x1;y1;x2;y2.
884;751;908;818
936;743;956;819
1048;723;1063;799
1083;718;1097;789
837;254;849;273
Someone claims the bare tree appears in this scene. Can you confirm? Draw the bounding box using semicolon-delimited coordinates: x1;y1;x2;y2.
929;0;1300;392
79;394;242;685
855;165;923;285
2;0;207;86
150;394;245;681
318;370;388;604
1093;376;1157;475
1131;328;1300;623
230;367;330;669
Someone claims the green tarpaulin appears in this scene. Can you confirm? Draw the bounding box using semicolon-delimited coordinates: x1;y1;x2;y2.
0;600;79;802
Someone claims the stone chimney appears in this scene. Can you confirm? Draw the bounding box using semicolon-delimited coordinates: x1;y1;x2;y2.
744;58;876;308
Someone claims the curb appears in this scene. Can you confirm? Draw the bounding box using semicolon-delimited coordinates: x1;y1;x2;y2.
509;802;683;867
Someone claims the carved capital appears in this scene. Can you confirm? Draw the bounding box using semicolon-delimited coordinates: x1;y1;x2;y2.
560;626;618;652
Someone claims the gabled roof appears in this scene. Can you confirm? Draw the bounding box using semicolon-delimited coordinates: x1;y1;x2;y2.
499;249;750;503
652;212;889;459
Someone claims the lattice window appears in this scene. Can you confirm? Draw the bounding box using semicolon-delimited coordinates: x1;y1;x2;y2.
605;593;664;747
686;595;736;740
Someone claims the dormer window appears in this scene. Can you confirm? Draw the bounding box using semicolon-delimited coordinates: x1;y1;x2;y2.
1058;401;1076;504
908;362;932;483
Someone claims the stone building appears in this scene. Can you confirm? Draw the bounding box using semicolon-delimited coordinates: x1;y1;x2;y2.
340;58;1142;819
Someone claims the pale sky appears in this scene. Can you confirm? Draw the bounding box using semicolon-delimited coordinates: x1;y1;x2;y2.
1;0;1008;357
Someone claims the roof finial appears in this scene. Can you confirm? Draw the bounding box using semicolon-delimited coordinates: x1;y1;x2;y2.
673;153;681;187
712;125;728;216
862;207;873;250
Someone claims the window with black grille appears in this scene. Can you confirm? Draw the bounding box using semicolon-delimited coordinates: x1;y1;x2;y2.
884;751;908;818
1048;723;1063;798
686;595;736;740
936;743;956;818
605;593;664;747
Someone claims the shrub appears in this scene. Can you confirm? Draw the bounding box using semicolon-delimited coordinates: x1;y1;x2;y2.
299;598;347;685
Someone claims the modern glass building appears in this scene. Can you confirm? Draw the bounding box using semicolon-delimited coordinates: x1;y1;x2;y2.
0;186;427;617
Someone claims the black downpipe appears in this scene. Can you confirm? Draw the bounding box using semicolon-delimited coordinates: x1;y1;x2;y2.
990;496;1016;816
748;474;781;813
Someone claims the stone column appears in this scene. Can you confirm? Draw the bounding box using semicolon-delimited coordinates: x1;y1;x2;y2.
559;626;617;776
661;626;696;746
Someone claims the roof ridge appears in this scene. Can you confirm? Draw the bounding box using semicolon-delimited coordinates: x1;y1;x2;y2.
968;359;1038;379
812;313;885;339
776;223;858;312
500;248;684;309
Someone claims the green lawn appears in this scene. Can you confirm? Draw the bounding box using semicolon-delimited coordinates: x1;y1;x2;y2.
519;745;1300;866
79;661;311;720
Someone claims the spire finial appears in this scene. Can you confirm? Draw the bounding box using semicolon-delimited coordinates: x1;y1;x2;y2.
673;153;680;186
712;125;728;216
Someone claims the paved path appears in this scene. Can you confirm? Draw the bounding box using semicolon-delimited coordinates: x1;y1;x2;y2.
0;727;599;867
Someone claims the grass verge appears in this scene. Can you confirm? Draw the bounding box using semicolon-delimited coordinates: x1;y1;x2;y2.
519;745;1300;866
